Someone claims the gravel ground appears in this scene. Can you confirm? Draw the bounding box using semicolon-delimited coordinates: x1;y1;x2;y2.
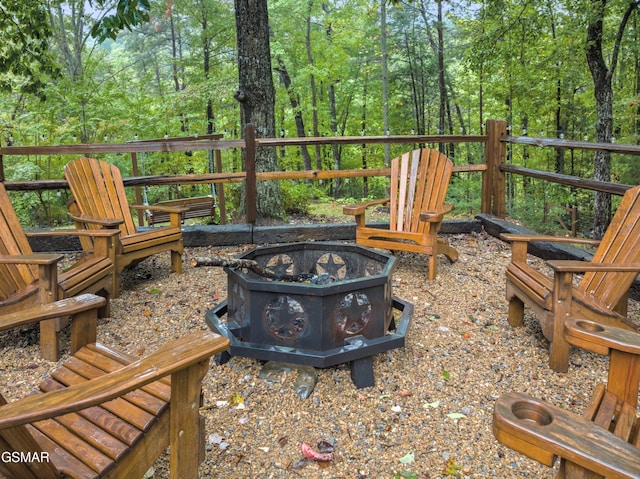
1;231;638;478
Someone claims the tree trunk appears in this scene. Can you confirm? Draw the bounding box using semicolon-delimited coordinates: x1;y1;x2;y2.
380;0;390;166
361;72;368;199
234;0;283;221
436;0;446;138
328;81;341;196
47;0;85;81
306;1;322;170
404;31;425;136
275;58;312;170
584;0;639;238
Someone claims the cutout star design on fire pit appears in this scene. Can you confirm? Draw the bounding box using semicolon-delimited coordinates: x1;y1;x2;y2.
364;260;383;277
230;282;246;324
265;254;295;279
316;253;347;280
335;292;372;336
264;295;308;340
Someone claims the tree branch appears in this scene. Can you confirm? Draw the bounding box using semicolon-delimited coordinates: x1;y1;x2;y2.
609;0;640;80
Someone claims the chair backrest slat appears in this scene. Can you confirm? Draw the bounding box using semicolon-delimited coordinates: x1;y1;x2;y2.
389;155;401;231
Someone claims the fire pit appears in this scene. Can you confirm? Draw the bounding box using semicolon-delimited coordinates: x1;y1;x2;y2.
205;242;413;388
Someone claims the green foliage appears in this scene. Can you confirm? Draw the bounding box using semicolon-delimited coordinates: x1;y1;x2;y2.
442;456;462;477
0;0;638;231
0;2;60;96
393;472;417;479
280;181;327;215
90;0;151;42
448;174;481;217
4;162;71;227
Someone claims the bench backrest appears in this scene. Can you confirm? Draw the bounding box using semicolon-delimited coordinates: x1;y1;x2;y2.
578;185;640;311
147;196;215;225
389;149;453;234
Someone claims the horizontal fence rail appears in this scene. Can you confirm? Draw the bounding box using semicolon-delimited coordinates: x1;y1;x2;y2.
505;135;640;155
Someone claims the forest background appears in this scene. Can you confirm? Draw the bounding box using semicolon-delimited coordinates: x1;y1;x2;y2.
1;0;639;236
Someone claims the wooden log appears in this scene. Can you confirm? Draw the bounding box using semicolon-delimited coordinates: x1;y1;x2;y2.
190;256;308;282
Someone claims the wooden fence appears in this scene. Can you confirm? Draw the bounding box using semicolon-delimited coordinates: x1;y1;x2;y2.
1;119;639;226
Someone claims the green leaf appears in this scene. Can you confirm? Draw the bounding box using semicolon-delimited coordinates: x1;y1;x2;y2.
394;472;418;479
447;412;466;420
399;451;414;464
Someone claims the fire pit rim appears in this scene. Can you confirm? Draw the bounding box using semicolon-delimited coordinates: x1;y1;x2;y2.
228;241;396;287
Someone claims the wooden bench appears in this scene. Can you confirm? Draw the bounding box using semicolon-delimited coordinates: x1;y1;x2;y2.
146;196;215;225
494;317;640;478
0;293;230;479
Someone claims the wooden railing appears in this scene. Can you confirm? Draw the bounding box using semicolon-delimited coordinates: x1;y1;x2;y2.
1;119;638;227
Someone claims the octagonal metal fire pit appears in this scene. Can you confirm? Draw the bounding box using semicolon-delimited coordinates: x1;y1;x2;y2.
205;242;413;388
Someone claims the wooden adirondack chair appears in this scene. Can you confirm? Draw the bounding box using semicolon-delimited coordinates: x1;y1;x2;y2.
0;183;118;361
493;317;640;479
342;148;458;280
64;157;185;296
0;293;230;479
501;185;640;372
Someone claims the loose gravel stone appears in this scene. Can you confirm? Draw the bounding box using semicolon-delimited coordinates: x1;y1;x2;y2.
1;231;638;478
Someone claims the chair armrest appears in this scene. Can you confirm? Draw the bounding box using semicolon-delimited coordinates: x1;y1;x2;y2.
0;331;230;429
68;212;123;228
343;198;389;216
493;391;640;478
500;233;601;247
502;234;600;264
24;230;120;261
419;203;454;222
26;229;121;239
0;294;105;332
0;253;63;265
547;260;640;274
564;317;640;356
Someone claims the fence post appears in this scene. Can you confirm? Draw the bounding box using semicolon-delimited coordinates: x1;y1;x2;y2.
214;149;227;224
244;124;257;224
131;152;145;226
483;119;507;217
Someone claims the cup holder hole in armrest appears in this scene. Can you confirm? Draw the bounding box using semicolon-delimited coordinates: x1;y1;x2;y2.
512;400;553;426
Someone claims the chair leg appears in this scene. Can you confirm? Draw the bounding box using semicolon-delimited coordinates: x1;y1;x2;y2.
507;296;525;327
437;238;459;263
99;291;110;318
39;318;59;361
171;250;183;274
428;254;437;281
169;359;209;478
549;334;570;373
